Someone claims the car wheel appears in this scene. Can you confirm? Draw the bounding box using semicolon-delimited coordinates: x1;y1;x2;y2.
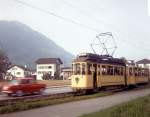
39;88;45;95
16;90;23;97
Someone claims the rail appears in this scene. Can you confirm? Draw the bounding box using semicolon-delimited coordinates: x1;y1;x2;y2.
0;91;74;107
0;83;149;107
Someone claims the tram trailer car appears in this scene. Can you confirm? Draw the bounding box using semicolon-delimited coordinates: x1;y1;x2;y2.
71;53;149;92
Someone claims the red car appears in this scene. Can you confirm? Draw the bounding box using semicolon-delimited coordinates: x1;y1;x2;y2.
1;78;46;96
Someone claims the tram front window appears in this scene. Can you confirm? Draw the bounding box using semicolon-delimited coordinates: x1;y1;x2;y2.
74;63;80;75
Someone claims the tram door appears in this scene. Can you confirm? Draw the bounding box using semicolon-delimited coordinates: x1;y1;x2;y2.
93;64;97;89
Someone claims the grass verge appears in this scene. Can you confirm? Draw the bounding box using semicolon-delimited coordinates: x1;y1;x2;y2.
0;92;110;114
80;94;150;117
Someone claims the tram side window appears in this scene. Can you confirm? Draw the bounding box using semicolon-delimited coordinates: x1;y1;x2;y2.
144;70;146;76
82;63;86;75
141;69;145;76
144;69;149;76
138;69;141;76
107;66;113;75
87;64;92;75
98;65;100;75
129;68;133;76
102;66;107;75
134;68;138;76
114;67;123;76
120;67;124;75
75;63;80;75
114;67;120;75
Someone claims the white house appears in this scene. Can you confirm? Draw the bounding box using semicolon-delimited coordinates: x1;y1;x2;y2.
60;67;72;80
136;59;150;69
35;58;63;80
5;65;31;79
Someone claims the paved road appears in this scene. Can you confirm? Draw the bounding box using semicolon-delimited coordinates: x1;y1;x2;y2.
0;86;72;100
45;86;72;94
1;88;150;117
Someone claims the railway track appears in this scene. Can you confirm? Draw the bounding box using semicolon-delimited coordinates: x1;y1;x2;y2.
0;83;149;107
0;91;74;107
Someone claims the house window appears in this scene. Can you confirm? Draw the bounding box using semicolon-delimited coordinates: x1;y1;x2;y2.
48;71;52;75
17;72;21;75
38;66;43;69
38;65;53;69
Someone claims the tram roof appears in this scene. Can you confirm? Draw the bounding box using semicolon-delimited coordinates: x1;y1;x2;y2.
74;53;126;66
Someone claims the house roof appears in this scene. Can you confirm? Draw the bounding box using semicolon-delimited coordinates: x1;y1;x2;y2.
11;65;31;71
126;60;135;66
61;67;72;72
61;67;71;70
35;58;63;64
61;67;71;71
136;59;150;64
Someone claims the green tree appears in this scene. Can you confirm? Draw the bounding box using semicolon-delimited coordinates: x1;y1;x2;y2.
42;73;52;80
54;71;61;80
0;50;11;79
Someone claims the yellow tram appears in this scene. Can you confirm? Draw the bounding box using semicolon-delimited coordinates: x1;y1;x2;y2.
71;53;149;92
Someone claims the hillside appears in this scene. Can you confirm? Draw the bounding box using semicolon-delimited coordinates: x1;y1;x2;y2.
0;21;74;69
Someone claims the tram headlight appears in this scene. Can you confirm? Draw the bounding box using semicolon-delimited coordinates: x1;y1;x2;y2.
75;77;79;84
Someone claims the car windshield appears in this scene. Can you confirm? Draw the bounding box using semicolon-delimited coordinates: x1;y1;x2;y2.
10;80;20;85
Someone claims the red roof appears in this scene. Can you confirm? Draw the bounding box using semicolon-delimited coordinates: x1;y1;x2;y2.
35;58;63;64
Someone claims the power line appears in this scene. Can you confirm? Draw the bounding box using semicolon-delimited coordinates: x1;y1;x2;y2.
14;0;100;32
14;0;150;53
60;0;150;52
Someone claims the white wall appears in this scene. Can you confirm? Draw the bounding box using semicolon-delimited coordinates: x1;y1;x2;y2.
7;66;24;78
36;64;56;80
138;64;150;69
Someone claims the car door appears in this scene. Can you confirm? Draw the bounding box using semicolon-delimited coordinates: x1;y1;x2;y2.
28;79;40;92
20;79;32;93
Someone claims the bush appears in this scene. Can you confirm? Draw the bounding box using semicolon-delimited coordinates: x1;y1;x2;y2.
42;73;53;80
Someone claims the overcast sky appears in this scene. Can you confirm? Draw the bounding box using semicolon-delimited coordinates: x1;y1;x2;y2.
0;0;150;60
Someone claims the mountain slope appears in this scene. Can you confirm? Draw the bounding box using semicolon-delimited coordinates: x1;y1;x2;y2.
0;21;74;69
